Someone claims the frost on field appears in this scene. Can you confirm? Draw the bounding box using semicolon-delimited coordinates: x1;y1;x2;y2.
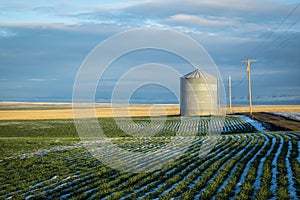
273;112;300;121
235;115;267;131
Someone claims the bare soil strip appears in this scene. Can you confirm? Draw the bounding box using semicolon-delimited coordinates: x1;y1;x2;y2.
251;112;300;131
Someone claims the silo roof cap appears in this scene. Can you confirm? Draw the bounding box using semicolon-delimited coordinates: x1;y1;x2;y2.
181;68;216;79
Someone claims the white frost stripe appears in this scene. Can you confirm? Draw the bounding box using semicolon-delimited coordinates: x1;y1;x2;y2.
233;134;269;196
136;136;235;199
252;135;276;198
213;135;256;197
270;135;284;197
286;139;297;199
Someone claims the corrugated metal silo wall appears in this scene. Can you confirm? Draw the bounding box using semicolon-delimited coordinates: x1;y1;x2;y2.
180;77;218;116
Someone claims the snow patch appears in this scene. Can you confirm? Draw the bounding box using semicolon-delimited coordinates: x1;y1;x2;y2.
273;112;300;121
236;115;267;131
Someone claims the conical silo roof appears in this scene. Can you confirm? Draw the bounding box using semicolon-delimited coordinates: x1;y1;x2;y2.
181;68;215;79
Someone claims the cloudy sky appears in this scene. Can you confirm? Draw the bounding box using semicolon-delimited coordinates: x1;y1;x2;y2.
0;0;299;104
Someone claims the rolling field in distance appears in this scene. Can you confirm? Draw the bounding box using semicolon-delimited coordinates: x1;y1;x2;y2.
1;114;299;199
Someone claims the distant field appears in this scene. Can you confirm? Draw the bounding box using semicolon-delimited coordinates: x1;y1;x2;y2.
0;102;300;120
231;105;300;113
0;103;179;120
0;116;299;199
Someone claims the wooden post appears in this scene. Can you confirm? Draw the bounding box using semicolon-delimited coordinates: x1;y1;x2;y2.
228;75;232;114
241;59;256;116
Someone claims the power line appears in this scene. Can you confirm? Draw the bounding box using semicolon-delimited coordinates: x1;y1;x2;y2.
251;2;300;55
277;17;300;48
279;32;300;48
263;15;300;50
267;2;300;38
231;72;247;89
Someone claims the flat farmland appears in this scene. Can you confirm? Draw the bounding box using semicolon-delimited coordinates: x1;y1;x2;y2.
1;102;300;120
0;103;179;120
0;114;299;199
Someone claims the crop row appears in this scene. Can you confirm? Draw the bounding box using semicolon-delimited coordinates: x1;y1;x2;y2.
1;132;299;199
0;116;256;140
100;116;257;137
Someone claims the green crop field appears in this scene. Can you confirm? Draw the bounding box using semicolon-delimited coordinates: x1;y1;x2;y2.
0;116;299;199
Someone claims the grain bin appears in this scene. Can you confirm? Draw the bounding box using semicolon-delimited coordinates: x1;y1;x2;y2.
180;69;218;116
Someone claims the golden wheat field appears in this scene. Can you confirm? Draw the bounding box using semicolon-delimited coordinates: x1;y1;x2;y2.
0;102;299;120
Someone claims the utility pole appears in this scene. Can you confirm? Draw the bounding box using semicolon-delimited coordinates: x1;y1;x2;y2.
241;59;256;116
228;75;232;114
217;78;220;114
